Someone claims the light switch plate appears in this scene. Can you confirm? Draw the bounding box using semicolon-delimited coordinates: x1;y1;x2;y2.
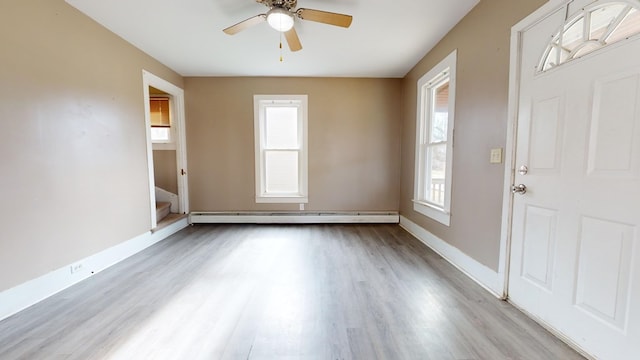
490;148;503;164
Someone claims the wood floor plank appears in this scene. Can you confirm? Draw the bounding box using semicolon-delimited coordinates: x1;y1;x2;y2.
0;224;584;359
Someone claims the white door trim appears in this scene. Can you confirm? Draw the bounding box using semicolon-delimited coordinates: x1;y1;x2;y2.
142;70;189;229
499;0;572;297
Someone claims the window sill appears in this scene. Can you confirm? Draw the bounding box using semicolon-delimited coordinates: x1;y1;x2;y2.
256;196;308;204
152;142;176;150
413;200;450;226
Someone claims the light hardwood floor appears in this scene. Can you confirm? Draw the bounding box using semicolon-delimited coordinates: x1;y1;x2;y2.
0;224;584;359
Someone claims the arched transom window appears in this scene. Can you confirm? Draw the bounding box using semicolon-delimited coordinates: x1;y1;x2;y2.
539;1;640;72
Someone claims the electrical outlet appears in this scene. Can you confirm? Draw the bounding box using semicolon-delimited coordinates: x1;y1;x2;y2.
299;203;305;211
70;262;83;274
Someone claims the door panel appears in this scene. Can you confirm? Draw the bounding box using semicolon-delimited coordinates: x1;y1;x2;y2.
521;205;558;291
588;74;640;176
529;96;564;172
575;216;634;330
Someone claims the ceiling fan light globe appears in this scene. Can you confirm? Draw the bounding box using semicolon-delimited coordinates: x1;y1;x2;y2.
266;8;294;32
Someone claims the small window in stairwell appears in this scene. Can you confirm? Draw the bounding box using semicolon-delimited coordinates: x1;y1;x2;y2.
150;96;171;142
539;1;640;72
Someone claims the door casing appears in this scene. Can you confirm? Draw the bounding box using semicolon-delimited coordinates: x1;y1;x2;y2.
500;0;573;299
142;70;189;229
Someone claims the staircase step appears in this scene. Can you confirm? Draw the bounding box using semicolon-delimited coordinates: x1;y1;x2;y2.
156;201;171;222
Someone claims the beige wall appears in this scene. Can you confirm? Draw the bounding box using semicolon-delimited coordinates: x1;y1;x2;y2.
0;0;183;291
153;150;178;195
400;0;546;270
185;77;402;212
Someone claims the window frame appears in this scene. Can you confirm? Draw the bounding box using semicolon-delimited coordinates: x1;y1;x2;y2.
413;50;457;226
254;94;308;204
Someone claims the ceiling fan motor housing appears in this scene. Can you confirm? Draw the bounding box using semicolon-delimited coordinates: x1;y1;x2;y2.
259;0;298;11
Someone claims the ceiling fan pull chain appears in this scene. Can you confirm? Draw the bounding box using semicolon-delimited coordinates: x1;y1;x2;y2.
279;32;284;62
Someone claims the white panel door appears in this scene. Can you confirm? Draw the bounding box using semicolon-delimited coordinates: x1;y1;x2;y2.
509;2;640;359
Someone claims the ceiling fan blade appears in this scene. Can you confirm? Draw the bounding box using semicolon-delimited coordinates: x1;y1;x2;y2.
284;27;302;52
296;8;352;28
223;14;266;35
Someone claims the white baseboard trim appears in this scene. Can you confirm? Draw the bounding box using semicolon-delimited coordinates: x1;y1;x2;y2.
399;215;503;298
0;218;188;322
190;211;400;224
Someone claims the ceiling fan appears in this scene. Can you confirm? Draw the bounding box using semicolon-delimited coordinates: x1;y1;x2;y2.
223;0;353;52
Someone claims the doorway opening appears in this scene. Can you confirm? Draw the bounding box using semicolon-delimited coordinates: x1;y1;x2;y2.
142;71;189;230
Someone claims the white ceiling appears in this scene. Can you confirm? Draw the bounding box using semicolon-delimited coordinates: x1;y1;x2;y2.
65;0;479;78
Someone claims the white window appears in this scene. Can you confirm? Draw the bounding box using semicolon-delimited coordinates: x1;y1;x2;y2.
413;50;456;226
150;96;172;142
148;92;177;150
254;95;308;203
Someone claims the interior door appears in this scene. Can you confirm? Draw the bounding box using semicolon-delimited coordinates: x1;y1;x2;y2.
508;2;640;359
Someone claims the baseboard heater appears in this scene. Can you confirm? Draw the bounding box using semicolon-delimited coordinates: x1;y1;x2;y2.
189;211;400;224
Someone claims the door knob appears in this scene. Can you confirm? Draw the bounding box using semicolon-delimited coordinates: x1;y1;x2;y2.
518;165;528;175
511;184;527;195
